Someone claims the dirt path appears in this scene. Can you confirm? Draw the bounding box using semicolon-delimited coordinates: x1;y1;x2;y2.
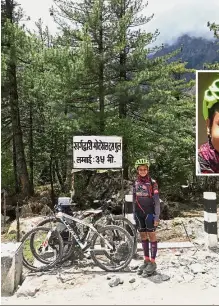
2;273;219;305
2;246;219;306
2;216;219;305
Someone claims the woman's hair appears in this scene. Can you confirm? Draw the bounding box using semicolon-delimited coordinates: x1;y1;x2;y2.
209;101;219;131
208;102;219;144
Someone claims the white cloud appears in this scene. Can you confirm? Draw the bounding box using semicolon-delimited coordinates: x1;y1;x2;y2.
18;0;55;34
18;0;219;44
145;0;219;44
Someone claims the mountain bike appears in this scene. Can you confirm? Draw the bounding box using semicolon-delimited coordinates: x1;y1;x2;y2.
35;197;137;263
23;209;135;272
21;226;64;272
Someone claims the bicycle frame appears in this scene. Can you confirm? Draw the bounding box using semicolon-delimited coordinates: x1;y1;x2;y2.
55;212;114;251
39;228;53;253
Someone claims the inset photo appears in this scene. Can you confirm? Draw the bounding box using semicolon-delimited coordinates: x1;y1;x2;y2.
196;70;219;175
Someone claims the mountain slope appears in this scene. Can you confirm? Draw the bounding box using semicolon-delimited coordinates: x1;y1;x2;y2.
154;34;219;70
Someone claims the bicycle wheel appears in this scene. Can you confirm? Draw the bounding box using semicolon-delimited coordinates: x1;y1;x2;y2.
94;215;138;255
35;217;76;264
90;225;134;272
22;226;63;272
112;216;138;255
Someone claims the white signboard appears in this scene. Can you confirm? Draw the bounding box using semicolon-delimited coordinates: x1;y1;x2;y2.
73;136;122;169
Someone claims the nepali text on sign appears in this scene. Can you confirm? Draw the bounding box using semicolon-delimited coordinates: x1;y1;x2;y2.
73;136;122;169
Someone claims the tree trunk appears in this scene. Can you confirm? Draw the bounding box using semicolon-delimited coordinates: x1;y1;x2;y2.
98;2;105;134
49;156;55;207
12;135;20;193
118;2;128;179
61;103;68;187
29;99;34;195
55;159;65;193
6;0;31;197
119;52;127;118
61;140;67;184
8;61;31;196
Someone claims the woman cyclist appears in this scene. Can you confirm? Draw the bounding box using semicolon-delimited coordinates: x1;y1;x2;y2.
133;159;160;277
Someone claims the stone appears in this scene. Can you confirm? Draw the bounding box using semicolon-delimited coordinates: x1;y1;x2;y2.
180;259;190;266
150;274;170;283
190;263;205;274
106;274;116;280
16;285;40;297
174;274;184;283
8;216;45;235
183;274;194;282
1;242;23;296
161;274;171;281
1;214;10;226
205;255;211;260
210;280;218;287
129;278;136;283
57;273;65;283
171;261;180;268
57;273;75;284
183;266;190;274
108;277;122;287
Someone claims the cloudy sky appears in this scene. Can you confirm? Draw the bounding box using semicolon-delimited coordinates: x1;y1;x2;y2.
18;0;219;44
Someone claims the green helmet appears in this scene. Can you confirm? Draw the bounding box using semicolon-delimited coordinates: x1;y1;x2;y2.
203;79;219;120
135;158;150;169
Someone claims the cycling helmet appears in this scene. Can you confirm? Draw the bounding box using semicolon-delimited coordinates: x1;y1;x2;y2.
203;79;219;120
135;158;150;169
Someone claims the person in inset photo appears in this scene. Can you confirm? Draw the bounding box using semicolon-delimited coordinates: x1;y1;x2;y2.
198;79;219;173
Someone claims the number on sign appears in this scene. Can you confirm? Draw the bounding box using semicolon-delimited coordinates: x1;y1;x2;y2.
96;156;105;164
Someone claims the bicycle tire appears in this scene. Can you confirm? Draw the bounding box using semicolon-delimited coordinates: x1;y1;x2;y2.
90;225;134;272
113;215;138;255
35;217;76;264
22;226;63;272
94;215;138;255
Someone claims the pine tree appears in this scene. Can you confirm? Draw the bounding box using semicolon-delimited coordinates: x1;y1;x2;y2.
204;22;219;69
1;0;32;196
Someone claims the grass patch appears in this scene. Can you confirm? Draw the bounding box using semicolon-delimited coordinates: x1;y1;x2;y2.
1;232;17;242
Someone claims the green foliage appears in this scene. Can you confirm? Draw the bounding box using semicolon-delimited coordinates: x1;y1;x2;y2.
208;22;219;39
205;22;219;69
1;0;218;200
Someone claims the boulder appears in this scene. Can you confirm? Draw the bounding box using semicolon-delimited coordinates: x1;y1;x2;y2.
108;277;122;287
1;242;23;296
8;216;45;235
1;214;10;225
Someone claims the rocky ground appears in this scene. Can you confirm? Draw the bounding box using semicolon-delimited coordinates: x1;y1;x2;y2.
2;214;219;305
2;245;219;305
